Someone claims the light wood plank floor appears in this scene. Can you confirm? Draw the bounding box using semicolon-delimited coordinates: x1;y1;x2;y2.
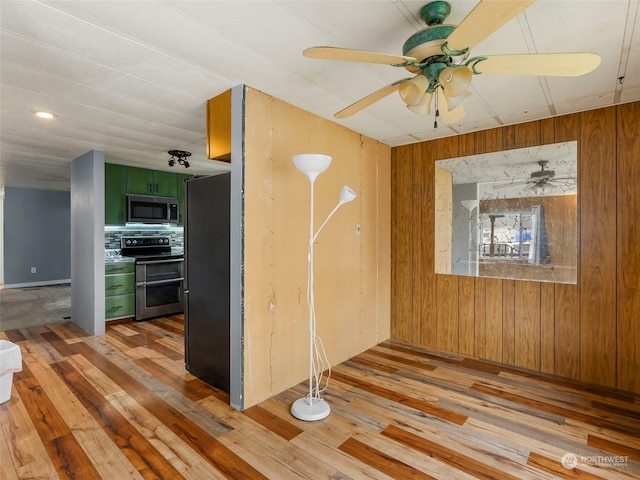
1;317;638;479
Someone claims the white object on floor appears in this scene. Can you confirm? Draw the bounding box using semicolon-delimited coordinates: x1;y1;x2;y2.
0;340;22;403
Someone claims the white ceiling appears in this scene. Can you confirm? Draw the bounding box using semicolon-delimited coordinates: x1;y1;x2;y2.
1;0;639;191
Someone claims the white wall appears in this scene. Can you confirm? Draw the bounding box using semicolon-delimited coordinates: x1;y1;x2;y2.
2;187;71;287
71;150;105;335
0;188;4;285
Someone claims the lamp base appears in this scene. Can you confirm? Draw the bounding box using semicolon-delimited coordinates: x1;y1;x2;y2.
291;396;330;421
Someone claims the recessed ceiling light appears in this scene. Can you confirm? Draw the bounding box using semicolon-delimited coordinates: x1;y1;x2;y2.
34;111;55;119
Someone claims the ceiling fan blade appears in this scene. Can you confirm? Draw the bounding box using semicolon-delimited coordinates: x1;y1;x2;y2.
473;53;601;76
437;89;467;124
493;180;530;189
446;0;536;51
304;46;417;66
334;83;403;119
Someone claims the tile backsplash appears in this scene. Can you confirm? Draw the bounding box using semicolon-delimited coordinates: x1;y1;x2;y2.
105;227;184;251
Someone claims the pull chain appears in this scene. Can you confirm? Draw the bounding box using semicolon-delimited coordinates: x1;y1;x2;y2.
434;87;440;128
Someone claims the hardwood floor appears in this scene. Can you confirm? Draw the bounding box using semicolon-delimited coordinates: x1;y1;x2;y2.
1;317;638;479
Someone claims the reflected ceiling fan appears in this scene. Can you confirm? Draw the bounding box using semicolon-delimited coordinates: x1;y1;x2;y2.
304;0;601;125
494;160;576;191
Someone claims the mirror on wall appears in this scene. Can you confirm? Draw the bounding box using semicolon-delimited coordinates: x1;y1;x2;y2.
435;141;577;284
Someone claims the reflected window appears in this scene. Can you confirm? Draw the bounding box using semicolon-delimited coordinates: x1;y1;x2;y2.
434;141;577;284
481;211;532;259
480;206;549;264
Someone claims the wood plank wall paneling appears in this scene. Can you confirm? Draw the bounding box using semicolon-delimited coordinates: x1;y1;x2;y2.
390;102;640;395
580;106;617;389
391;145;415;342
553;112;581;381
415;142;437;348
616;102;640;393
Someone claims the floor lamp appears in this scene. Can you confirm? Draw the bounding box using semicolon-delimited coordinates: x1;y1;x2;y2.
461;200;478;276
291;153;357;421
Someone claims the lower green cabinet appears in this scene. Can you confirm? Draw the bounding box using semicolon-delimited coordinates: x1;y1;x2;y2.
105;262;135;319
105;294;135;319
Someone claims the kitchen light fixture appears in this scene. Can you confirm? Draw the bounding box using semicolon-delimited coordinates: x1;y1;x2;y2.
290;153;357;422
168;150;191;168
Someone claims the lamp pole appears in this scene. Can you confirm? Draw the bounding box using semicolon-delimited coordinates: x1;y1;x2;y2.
290;154;356;422
461;200;478;275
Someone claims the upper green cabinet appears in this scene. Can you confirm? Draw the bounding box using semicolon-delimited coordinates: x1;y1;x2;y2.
105;163;192;225
126;167;177;197
105;163;127;225
125;166;154;195
155;170;179;197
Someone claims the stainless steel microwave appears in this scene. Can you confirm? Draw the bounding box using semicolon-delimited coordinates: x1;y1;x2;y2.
127;194;179;224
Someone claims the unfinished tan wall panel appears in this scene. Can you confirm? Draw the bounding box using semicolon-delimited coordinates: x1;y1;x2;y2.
434;166;452;274
242;87;390;407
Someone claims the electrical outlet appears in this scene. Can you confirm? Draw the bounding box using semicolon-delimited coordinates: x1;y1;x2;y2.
31;267;37;273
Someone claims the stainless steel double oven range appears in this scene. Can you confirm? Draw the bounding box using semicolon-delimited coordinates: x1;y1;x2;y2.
121;236;184;321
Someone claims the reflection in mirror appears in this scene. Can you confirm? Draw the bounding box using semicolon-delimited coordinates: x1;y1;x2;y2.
435;141;577;284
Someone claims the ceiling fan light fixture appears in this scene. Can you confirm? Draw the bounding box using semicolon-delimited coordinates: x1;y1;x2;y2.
408;91;433;115
436;87;467;124
398;74;430;106
438;66;472;97
445;90;471;111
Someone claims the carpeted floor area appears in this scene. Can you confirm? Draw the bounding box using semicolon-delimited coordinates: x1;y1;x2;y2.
0;283;71;331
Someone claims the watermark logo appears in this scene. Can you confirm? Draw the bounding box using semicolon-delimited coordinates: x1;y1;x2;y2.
561;453;578;469
561;452;629;469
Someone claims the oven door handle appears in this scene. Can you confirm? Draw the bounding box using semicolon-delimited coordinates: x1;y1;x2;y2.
137;259;183;265
137;277;184;287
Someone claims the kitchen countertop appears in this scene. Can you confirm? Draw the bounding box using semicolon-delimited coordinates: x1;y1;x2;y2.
105;248;184;263
105;255;135;264
105;249;135;263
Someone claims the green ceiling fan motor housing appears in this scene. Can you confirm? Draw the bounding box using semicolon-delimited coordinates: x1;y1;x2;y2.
402;2;475;93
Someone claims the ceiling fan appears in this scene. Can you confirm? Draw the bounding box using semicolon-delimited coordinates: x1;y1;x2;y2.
494;160;576;191
303;0;601;125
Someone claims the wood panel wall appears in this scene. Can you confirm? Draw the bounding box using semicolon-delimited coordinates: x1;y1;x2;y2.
390;101;640;394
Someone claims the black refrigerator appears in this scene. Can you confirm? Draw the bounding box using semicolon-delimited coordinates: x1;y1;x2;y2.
183;173;230;393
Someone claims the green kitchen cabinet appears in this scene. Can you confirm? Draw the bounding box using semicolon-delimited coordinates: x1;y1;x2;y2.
105;294;135;320
127;166;177;197
126;166;155;195
105;263;135;275
105;262;135;320
155;170;178;197
105;163;127;225
105;272;135;296
105;163;181;225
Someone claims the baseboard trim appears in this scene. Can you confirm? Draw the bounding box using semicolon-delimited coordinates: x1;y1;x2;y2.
2;279;71;289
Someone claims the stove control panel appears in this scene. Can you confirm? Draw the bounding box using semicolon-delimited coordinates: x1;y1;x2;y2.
121;236;171;248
